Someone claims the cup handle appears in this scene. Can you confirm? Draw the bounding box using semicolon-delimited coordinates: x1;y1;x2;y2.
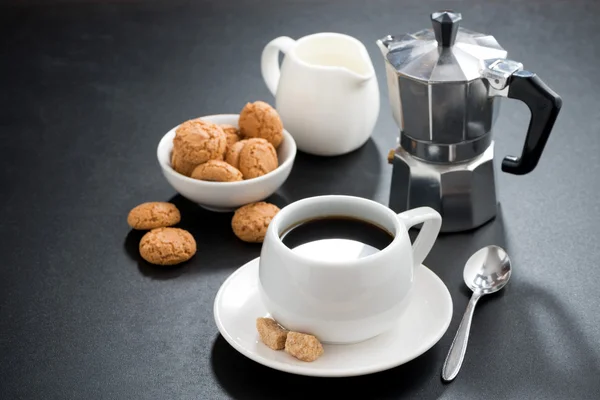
397;207;442;268
261;36;296;96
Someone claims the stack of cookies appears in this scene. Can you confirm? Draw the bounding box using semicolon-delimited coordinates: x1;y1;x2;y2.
171;101;284;182
127;202;196;266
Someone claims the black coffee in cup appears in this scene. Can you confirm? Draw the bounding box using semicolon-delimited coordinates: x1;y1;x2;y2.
280;217;394;261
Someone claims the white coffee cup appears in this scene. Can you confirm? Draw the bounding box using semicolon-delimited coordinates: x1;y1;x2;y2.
258;195;442;344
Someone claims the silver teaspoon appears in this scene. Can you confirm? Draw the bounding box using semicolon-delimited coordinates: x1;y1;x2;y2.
441;245;512;382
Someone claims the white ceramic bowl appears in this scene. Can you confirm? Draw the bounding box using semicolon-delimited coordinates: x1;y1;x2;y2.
157;114;297;212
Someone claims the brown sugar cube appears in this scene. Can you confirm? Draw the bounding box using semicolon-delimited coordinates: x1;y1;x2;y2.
256;318;288;350
239;101;283;148
284;332;324;362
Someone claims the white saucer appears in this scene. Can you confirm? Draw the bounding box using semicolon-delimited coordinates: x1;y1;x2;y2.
213;258;453;377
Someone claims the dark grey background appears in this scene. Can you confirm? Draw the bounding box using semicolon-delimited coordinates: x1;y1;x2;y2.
1;0;599;399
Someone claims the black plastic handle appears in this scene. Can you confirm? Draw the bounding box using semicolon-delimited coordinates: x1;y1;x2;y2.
503;71;562;175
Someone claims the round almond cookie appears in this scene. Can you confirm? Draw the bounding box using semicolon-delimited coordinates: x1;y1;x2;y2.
231;202;280;243
238;101;283;148
191;160;243;182
173;119;227;165
238;138;278;179
127;202;181;230
171;147;198;177
225;139;249;170
220;124;241;149
139;227;196;266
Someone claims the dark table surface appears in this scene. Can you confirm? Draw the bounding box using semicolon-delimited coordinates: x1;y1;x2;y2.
2;0;600;399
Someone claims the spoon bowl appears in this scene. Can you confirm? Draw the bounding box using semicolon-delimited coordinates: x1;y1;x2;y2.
463;245;512;295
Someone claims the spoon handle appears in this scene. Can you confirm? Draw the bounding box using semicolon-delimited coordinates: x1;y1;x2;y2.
442;292;481;382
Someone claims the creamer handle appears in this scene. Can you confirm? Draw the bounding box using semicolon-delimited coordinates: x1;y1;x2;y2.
261;36;296;96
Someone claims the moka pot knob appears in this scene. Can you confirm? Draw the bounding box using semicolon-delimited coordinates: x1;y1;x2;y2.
431;10;461;47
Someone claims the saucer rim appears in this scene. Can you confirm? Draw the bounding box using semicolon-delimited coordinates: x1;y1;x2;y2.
213;257;453;377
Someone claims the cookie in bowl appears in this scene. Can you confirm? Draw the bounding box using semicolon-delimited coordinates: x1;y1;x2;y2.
173;119;227;165
171;147;198;177
191;160;243;182
225;139;248;170
239;101;283;148
220;124;241;149
238;138;278;179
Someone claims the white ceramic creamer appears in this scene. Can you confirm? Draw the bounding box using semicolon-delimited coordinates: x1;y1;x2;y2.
261;33;380;156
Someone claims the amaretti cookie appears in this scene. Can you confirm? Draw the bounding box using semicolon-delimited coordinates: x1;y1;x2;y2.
139;227;196;266
173;119;227;165
231;202;280;243
238;138;278;179
171;147;198;177
220;124;241;149
224;139;248;170
191;160;243;182
239;101;283;148
127;202;181;230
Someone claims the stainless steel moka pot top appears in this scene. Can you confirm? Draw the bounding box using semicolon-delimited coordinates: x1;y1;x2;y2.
377;10;562;232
